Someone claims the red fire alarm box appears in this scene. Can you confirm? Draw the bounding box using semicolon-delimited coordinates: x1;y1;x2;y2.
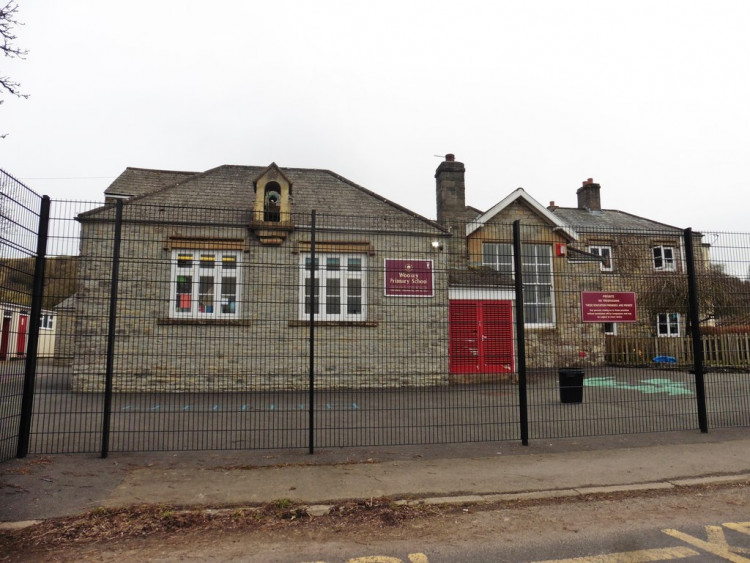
555;243;567;257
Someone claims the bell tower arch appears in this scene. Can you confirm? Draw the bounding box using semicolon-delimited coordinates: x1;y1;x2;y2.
251;163;294;245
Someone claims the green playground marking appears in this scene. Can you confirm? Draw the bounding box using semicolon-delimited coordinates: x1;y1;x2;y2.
584;377;693;396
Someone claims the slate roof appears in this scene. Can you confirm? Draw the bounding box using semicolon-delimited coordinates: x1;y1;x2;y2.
83;164;448;235
104;167;198;198
550;207;683;233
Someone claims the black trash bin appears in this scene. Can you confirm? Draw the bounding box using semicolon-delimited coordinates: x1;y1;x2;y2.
558;368;584;403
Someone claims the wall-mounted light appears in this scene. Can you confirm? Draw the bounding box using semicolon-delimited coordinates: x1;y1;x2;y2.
431;240;443;251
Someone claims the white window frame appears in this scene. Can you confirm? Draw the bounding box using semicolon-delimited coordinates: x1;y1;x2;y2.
482;242;514;275
300;253;367;321
603;322;617;335
40;313;54;330
657;312;680;337
589;245;613;272
653;246;676;271
482;242;555;327
170;250;241;319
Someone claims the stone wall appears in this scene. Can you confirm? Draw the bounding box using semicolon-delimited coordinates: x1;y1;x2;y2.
71;217;449;392
53;296;76;366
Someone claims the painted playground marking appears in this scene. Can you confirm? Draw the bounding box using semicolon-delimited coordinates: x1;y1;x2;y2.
585;377;693;396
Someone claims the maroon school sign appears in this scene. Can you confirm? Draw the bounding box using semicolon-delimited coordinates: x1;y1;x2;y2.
580;291;637;322
384;259;434;297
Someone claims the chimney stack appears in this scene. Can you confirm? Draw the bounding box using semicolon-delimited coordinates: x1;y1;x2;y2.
576;178;601;211
435;154;467;268
435;154;466;225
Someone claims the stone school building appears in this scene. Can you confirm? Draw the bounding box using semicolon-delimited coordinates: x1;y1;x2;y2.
71;163;454;392
68;155;691;392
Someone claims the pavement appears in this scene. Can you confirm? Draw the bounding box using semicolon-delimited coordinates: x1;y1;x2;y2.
2;427;750;528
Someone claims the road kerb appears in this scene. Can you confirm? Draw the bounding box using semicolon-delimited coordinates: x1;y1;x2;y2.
0;520;42;531
670;473;750;487
576;482;674;495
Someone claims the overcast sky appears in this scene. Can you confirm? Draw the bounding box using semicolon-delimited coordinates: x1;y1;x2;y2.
2;1;749;233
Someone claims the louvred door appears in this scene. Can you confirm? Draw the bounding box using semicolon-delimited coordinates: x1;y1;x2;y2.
449;301;514;374
480;301;514;373
449;301;480;374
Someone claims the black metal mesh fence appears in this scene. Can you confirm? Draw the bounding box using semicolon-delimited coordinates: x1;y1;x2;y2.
511;222;701;438
28;203;520;453
697;231;750;429
0;170;42;461
5;195;750;456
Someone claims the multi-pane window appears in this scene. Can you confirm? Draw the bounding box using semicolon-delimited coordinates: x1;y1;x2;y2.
171;250;240;318
589;245;613;272
482;242;513;276
653;246;675;271
301;253;366;321
40;313;54;330
657;312;680;337
482;242;554;326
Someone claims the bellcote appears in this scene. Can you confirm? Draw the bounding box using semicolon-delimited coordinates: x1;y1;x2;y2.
251;163;294;245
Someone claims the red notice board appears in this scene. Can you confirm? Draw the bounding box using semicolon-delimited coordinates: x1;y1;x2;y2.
580;291;637;323
384;259;434;297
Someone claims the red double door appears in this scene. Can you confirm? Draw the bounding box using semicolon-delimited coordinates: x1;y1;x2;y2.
449;300;514;374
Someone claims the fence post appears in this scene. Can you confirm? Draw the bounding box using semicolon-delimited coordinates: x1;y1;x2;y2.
684;227;708;433
308;210;316;455
101;199;124;458
513;220;529;446
16;195;51;458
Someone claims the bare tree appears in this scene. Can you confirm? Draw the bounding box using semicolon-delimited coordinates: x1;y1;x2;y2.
1;1;28;138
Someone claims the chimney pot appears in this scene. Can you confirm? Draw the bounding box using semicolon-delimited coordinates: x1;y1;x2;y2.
445;153;455;162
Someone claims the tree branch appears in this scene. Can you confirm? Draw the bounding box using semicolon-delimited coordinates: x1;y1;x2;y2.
0;1;28;137
0;1;28;61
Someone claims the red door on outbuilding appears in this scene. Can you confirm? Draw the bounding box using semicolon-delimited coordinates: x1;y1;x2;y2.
449;300;514;374
16;314;28;357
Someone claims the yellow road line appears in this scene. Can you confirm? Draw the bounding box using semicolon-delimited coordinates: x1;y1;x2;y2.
534;545;699;562
663;528;750;562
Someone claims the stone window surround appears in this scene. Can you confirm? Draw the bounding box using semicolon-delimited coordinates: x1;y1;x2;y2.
299;252;368;322
161;237;248;324
294;240;377;326
169;249;242;320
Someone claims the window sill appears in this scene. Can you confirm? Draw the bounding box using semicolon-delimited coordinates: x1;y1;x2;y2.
158;318;252;326
288;320;378;328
